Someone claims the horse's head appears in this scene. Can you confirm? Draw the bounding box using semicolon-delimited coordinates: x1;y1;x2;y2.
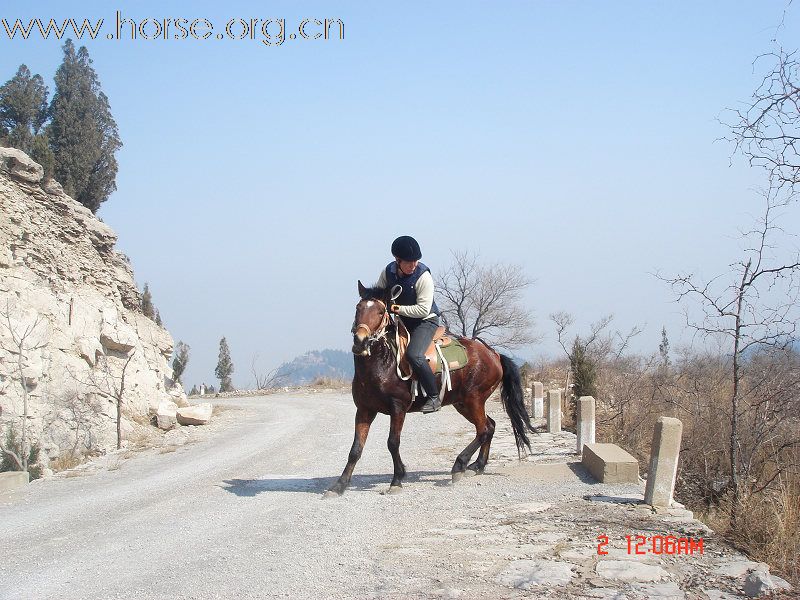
351;280;391;356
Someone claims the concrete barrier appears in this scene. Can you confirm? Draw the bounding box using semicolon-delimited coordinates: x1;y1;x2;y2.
582;443;639;483
644;417;683;507
0;471;30;492
576;396;596;455
533;381;544;419
547;389;562;433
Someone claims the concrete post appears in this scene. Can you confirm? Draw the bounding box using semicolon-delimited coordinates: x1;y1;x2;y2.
533;382;544;419
644;417;683;507
547;389;562;433
576;396;596;455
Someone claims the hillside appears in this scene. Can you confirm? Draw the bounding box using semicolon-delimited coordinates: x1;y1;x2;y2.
275;349;353;385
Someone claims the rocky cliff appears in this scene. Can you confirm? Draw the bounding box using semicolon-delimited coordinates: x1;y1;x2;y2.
0;147;179;467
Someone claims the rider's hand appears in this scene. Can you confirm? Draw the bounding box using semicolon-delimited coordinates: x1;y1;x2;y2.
390;304;401;314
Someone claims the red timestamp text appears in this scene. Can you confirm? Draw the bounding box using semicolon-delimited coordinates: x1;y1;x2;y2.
597;534;704;556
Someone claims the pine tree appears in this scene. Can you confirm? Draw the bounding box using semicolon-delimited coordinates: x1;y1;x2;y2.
171;341;190;385
0;64;49;155
48;40;121;212
570;337;598;399
658;326;671;367
141;283;155;319
30;133;54;178
215;337;234;392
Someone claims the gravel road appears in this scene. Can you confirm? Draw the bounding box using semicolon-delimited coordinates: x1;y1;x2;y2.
0;391;780;599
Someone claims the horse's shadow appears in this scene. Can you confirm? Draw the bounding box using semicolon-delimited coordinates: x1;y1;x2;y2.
220;470;470;497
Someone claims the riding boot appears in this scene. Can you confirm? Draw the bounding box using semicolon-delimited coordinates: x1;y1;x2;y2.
421;394;441;413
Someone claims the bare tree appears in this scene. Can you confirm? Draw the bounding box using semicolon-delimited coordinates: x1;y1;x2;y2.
41;387;104;461
250;353;290;390
660;192;800;525
0;301;48;472
438;250;535;349
725;49;800;201
68;351;135;450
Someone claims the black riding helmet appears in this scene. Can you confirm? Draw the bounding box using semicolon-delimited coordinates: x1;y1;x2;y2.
391;235;422;261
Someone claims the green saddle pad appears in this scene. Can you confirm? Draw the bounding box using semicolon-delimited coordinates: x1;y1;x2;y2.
433;338;468;374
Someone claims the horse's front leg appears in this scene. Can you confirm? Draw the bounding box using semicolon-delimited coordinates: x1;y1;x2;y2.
325;407;376;498
387;399;407;493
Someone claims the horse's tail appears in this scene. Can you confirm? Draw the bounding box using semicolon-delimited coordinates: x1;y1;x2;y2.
499;354;537;457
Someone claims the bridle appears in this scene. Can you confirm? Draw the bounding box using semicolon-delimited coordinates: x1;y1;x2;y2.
352;299;391;355
352;286;403;356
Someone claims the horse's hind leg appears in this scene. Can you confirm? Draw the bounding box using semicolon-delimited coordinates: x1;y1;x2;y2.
387;400;407;493
325;407;376;497
467;415;495;474
451;401;494;482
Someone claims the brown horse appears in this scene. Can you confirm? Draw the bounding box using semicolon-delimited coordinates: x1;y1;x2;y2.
324;282;536;497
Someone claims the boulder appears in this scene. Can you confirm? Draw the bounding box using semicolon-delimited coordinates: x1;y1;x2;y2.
99;312;137;353
0;148;44;184
156;400;179;430
744;568;792;598
168;383;190;408
176;403;213;426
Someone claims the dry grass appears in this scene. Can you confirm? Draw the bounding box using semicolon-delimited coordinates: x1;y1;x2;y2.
308;376;350;389
534;349;800;586
49;451;84;472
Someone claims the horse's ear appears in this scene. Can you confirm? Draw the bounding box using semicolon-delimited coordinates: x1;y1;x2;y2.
357;280;367;299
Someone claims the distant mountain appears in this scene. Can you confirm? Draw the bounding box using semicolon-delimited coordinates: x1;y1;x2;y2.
275;349;354;385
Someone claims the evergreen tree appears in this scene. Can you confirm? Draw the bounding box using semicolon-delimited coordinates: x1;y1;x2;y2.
215;337;234;392
141;283;155;319
659;326;671;367
0;64;49;155
570;337;598;399
171;341;190;385
48;40;121;212
30;133;54;178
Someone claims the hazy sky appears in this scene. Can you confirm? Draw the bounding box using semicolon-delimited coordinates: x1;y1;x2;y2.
1;1;798;389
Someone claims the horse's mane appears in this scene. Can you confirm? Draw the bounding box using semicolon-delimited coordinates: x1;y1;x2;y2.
359;285;390;303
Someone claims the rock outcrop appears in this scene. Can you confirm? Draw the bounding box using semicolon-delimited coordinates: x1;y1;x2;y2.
0;147;185;464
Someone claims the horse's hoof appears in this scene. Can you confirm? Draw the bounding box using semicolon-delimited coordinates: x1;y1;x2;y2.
451;471;464;484
387;485;403;495
463;469;477;478
322;489;341;499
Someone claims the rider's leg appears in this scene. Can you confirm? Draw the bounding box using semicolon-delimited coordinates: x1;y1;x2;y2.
406;319;441;413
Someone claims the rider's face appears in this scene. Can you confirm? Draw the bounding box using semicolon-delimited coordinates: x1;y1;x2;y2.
396;258;418;276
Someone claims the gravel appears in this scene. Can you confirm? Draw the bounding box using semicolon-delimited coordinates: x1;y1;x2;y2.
0;391;777;599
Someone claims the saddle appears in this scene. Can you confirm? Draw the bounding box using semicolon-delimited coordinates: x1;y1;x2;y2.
393;320;469;380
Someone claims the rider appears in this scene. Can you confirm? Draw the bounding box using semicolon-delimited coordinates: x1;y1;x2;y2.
376;235;441;413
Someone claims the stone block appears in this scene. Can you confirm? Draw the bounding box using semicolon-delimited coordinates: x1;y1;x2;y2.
156;400;178;430
176;402;212;426
0;471;29;492
582;443;639;484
